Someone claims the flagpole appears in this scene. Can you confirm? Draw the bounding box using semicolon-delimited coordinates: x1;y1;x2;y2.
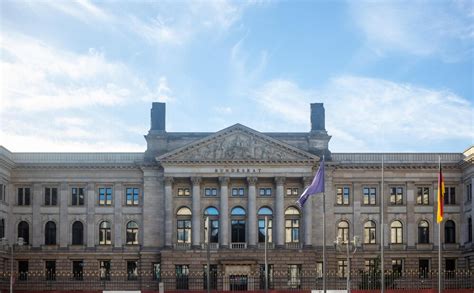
381;154;384;293
438;156;442;293
322;155;326;293
265;216;268;293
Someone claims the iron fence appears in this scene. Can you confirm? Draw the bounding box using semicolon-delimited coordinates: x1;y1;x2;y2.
0;270;472;291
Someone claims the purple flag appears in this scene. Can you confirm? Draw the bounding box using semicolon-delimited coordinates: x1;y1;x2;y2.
296;157;325;207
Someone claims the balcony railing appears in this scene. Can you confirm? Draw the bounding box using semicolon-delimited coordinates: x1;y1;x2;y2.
201;243;219;250
174;243;191;250
230;242;247;249
257;242;275;249
285;242;302;249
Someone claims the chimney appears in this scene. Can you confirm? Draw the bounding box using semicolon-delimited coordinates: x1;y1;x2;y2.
310;103;326;132
150;102;166;132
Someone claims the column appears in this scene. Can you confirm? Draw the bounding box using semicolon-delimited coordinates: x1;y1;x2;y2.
86;183;96;248
191;177;202;247
275;177;285;247
219;177;229;248
32;183;41;247
59;183;68;248
114;182;123;248
247;177;258;247
164;177;174;247
303;177;313;247
406;182;416;247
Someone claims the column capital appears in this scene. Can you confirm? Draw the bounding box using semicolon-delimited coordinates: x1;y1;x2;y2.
164;177;174;186
303;177;313;187
218;176;230;185
191;176;202;185
247;176;258;185
275;177;286;185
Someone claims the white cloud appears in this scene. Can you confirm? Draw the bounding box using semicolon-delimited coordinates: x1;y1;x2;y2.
349;1;474;60
252;76;473;151
39;0;112;24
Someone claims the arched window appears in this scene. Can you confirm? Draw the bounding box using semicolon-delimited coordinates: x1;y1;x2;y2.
418;220;429;244
258;207;273;243
445;220;455;244
285;207;300;243
45;221;56;245
204;207;219;243
18;221;29;245
0;219;4;239
231;206;246;243
126;221;139;245
337;221;349;243
177;207;191;244
99;221;111;245
72;221;84;245
390;221;403;244
363;221;376;244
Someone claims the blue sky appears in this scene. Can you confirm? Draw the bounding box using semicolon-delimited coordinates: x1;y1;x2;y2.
0;0;473;152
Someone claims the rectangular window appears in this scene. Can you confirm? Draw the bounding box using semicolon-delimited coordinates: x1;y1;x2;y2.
127;260;138;280
175;265;189;290
365;259;376;271
17;187;31;206
392;259;403;276
390;187;403;205
286;188;299;196
258;218;273;243
0;183;4;201
204;188;217;197
444;187;455;205
338;260;347;278
336;187;350;205
126;188;139;206
99;260;111;280
315;262;323;279
71;188;85;206
445;258;456;272
45;260;56;281
259;264;274;289
467;183;472;202
203;264;218;290
177;188;190;196
72;260;83;281
417;187;430;205
285;219;299;243
259;188;272;196
177;220;191;243
287;264;301;289
19;261;28;281
152;263;161;281
98;187;112;206
44;187;58;206
419;259;430;278
231;187;245;197
363;187;376;205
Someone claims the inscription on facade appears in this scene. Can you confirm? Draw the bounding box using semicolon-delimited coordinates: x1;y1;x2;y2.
214;168;262;174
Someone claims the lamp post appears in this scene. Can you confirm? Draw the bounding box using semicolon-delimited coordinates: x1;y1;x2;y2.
1;237;24;293
335;235;360;293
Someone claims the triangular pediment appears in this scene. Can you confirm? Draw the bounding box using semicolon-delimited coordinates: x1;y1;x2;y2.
157;124;318;164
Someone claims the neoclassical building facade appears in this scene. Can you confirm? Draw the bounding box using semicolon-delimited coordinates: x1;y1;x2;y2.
0;102;473;284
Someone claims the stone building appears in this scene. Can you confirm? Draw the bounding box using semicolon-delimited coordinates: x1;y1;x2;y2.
0;102;472;285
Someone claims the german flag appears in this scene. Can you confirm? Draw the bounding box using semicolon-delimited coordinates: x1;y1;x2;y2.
436;165;445;223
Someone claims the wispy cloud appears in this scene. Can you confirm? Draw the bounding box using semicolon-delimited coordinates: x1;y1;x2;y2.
252;76;473;151
349;1;474;61
39;0;112;24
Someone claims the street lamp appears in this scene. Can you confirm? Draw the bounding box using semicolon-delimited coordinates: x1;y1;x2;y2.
1;237;24;293
334;235;360;293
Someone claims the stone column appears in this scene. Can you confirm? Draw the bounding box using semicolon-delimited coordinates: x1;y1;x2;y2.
275;177;285;247
247;177;258;247
114;183;123;248
406;182;416;247
86;183;96;248
219;177;229;248
191;177;202;247
303;177;313;247
142;168;163;248
164;177;174;247
59;183;68;248
32;183;42;247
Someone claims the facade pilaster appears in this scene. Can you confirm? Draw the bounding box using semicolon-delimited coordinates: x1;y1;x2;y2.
86;183;95;248
59;183;68;248
406;181;416;247
191;177;202;247
32;183;41;247
164;177;174;247
142;168;162;248
219;176;229;248
275;176;285;247
247;176;258;247
114;182;123;248
7;183;14;243
303;177;312;247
